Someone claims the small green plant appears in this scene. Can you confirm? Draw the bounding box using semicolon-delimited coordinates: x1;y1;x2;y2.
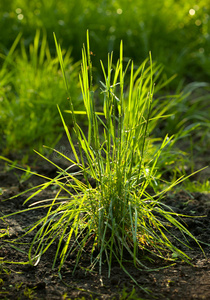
1;32;204;291
23;286;37;299
119;286;144;300
0;226;9;239
0;265;11;297
15;282;24;291
0;155;33;186
183;179;210;193
14;165;33;185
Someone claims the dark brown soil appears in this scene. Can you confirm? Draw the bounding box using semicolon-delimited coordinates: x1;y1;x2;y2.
0;157;210;300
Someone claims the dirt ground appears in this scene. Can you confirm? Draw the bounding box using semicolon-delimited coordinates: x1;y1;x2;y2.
0;154;210;300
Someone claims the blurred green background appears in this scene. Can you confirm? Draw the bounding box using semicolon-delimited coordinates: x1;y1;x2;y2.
1;0;209;81
0;0;209;159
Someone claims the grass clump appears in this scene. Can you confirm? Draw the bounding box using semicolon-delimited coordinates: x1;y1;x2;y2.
0;30;80;155
1;33;204;288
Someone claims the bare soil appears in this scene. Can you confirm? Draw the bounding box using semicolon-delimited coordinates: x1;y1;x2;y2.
0;156;210;300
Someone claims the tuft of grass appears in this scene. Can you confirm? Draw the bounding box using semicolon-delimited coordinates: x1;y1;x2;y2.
119;286;144;300
183;179;210;194
1;32;205;290
0;30;80;155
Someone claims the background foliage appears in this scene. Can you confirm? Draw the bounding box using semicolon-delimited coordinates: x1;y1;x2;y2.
1;0;210;82
0;0;209;160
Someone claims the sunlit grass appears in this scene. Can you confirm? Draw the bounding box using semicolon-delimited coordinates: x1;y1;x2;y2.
0;30;80;155
1;32;205;291
183;179;210;193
